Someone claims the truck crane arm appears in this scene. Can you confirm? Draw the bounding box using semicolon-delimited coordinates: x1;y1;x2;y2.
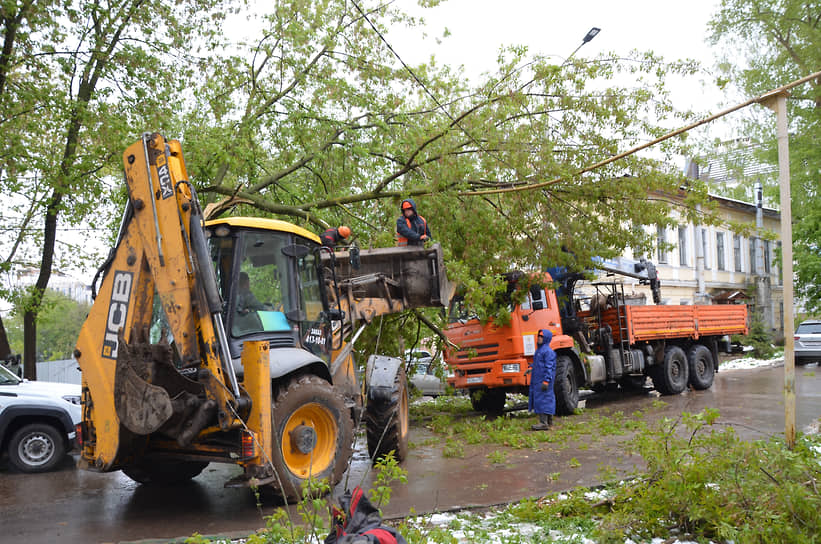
594;256;661;304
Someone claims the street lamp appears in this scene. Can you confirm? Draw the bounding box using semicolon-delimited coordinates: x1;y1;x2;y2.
564;27;601;65
583;27;601;43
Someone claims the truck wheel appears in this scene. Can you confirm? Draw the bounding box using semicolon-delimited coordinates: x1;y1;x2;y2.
122;460;209;484
469;388;506;415
267;374;353;503
652;346;690;395
8;423;65;473
687;344;715;390
554;355;579;415
365;364;409;462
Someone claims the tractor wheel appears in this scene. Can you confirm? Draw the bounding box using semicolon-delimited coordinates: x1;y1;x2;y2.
554;355;579;415
469;388;506;415
365;364;409;462
687;344;715;390
266;375;354;503
652;346;690;395
122;460;209;484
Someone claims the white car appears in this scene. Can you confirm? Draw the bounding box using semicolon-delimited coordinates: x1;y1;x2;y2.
795;320;821;365
0;364;82;473
405;349;449;396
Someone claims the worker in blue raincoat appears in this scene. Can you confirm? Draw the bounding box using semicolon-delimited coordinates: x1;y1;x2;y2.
529;329;556;430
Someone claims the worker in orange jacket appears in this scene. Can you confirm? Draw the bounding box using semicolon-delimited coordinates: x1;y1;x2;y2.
396;198;431;246
320;225;351;248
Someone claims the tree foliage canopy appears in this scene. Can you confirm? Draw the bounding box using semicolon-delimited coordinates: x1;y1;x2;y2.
0;0;714;363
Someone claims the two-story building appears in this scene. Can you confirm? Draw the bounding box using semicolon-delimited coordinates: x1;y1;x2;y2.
583;190;783;336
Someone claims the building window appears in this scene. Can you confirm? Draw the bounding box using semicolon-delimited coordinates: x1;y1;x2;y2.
701;229;710;270
764;240;771;274
733;234;742;272
716;232;725;271
749;237;756;274
678;226;687;266
657;225;667;264
777;241;782;284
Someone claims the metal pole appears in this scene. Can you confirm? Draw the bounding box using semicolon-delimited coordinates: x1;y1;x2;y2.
762;91;795;449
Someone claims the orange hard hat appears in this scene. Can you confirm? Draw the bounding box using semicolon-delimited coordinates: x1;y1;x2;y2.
338;225;351;238
401;201;413;210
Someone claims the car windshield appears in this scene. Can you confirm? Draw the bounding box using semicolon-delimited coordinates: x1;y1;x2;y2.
0;364;21;385
797;322;821;334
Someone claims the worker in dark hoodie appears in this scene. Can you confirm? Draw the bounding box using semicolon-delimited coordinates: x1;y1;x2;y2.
529;329;557;431
396;198;431;246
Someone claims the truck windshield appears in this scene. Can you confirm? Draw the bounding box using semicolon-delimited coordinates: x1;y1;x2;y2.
448;296;477;324
207;228;297;338
232;230;295;337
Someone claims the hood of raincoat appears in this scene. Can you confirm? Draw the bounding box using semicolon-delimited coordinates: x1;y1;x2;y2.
400;198;417;215
540;329;553;345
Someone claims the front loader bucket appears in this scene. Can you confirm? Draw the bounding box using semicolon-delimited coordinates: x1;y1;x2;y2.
114;328;174;435
324;243;453;322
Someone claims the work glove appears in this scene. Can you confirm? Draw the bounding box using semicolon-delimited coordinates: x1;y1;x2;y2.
420;234;428;241
540;382;550;391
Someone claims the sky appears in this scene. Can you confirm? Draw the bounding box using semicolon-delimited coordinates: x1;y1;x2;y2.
5;0;741;299
389;0;737;123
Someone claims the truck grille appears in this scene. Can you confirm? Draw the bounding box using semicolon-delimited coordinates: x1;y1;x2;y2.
455;343;499;361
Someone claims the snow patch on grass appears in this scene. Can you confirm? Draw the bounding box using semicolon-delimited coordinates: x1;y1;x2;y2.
719;352;784;371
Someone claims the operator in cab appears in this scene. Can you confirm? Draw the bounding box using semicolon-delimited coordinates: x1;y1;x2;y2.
396;198;431;246
236;272;265;315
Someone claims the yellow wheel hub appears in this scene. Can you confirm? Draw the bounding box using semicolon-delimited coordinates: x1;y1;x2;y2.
281;403;338;477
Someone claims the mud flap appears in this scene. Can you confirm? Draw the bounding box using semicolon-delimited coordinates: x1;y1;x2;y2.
114;328;174;435
365;355;403;402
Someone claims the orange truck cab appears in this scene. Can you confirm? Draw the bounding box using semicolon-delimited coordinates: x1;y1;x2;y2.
445;272;584;414
445;265;747;416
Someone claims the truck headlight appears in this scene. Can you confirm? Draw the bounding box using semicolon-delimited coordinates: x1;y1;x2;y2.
501;364;520;373
62;395;81;405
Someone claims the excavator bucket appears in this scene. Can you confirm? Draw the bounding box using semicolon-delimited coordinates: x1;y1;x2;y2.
323;243;453;323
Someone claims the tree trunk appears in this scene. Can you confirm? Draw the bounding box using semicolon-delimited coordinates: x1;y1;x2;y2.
0;314;11;360
23;196;60;380
23;310;36;379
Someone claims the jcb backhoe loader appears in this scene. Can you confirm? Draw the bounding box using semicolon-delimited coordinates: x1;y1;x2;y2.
74;133;451;502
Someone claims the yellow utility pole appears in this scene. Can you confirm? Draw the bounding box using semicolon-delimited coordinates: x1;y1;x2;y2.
759;90;795;449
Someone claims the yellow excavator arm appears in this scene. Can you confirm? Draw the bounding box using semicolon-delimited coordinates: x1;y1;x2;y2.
75;133;240;471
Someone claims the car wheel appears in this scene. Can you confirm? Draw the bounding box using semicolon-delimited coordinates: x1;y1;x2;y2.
8;423;65;473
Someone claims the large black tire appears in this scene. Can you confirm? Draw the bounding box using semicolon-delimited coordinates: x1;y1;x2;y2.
652;346;690;395
8;423;66;473
266;375;354;503
365;365;409;462
122;460;209;484
687;344;715;390
554;355;579;415
469;388;506;415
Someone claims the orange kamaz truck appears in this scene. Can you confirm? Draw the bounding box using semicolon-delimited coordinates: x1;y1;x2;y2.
444;259;748;415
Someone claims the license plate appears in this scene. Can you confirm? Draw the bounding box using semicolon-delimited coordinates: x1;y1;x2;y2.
466;376;483;384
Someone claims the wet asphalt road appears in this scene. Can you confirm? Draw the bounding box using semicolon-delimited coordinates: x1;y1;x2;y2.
2;362;820;544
